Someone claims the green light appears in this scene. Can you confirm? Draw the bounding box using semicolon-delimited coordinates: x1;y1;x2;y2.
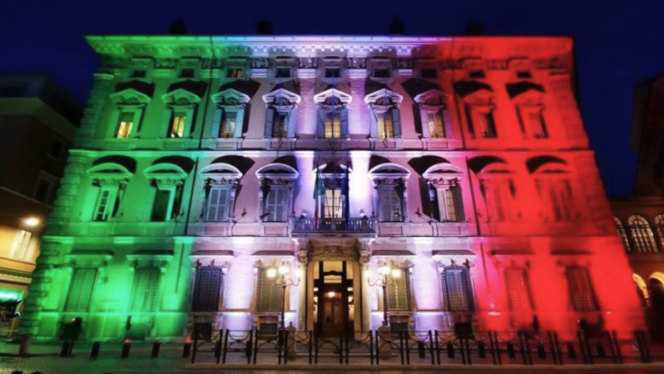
0;290;22;302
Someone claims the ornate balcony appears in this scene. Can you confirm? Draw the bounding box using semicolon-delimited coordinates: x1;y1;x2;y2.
291;216;375;235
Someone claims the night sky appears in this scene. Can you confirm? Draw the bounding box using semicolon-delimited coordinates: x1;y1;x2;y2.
1;0;662;197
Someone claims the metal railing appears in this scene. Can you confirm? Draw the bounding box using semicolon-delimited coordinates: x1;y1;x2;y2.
291;216;375;234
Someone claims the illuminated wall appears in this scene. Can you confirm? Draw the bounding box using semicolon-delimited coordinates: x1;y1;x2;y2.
20;35;644;342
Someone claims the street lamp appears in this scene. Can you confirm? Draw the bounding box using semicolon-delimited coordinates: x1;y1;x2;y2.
266;263;300;329
368;262;402;326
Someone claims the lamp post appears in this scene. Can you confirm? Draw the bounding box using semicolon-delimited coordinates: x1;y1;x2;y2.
368;262;402;326
266;263;300;329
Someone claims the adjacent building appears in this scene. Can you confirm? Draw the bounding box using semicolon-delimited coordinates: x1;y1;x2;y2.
0;74;80;336
20;35;643;342
611;75;664;340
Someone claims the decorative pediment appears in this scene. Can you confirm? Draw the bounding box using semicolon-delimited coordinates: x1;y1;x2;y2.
256;163;299;180
86;162;133;181
313;88;352;105
413;89;446;107
162;87;202;105
211;88;251;105
422;163;462;179
144;163;188;181
454;80;493;99
368;162;410;179
526;155;567;174
364;88;403;105
468;156;509;175
506;81;545;100
202;162;243;180
109;88;151;105
262;87;301;105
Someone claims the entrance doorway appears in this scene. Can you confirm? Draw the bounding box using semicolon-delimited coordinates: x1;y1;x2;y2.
313;261;354;337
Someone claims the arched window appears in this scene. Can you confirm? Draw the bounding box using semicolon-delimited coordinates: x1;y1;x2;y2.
365;87;403;140
262;86;300;139
369;163;409;222
86;160;134;222
507;81;547;139
527;156;575;222
454;80;496;139
145;159;191;222
314;88;351;139
414;89;449;138
614;217;632;253
628;215;658;253
422;163;465;222
654;214;664;250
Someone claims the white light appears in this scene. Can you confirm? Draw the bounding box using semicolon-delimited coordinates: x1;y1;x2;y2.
266;268;277;279
378;265;390;276
326;291;336;298
278;265;289;275
22;216;41;228
391;269;402;279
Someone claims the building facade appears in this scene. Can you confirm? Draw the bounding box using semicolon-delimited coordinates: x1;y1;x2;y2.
0;74;80;336
21;35;642;342
611;75;664;340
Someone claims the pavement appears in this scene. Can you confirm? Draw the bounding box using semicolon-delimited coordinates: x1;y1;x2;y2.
3;341;664;374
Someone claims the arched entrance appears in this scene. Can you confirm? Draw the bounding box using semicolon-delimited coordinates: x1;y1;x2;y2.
649;273;664;341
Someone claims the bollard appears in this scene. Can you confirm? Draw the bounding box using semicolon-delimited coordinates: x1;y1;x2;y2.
18;335;29;357
182;341;192;358
151;342;161;358
59;341;71;357
90;342;100;360
121;340;131;359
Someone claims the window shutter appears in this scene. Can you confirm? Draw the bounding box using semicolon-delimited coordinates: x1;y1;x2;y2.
391;108;401;138
205;187;219;221
464;104;475;138
369;107;379;138
264;107;274;138
130;267;161;312
211;107;223;138
131;108;143;135
192;267;223;312
257;269;281;312
151;189;171;222
287;107;297;138
234;108;245;138
65;269;97;312
505;268;532;311
274;188;288;222
416;106;428;137
452;184;465;222
443;268;473;312
184;106;195;136
340;107;349;138
386;272;410;311
566;267;598;312
377;188;390;222
317;109;326;138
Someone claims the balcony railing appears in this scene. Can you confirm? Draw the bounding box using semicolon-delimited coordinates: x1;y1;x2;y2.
291;216;375;234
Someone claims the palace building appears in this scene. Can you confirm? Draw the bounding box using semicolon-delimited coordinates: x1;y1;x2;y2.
20;35;643;342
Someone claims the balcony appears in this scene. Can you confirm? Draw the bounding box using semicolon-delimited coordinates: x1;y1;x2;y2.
291;217;375;235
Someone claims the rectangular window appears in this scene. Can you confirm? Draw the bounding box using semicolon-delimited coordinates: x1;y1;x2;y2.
324;112;341;139
257;269;281;313
65;269;97;312
264;186;289;222
9;230;32;260
169;112;186;138
386;270;410;311
480;178;514;222
116;112;134;138
325;68;341;78
272;112;288;138
179;68;194;79
566;267;598;312
519;106;547;139
421;68;438;79
377;111;395;139
192;266;223;312
505;268;533;311
373;68;391;78
481;111;497;138
219;111;237;138
275;68;291;78
442;267;474;312
130;267;161;313
427;110;446;138
536;178;573;222
205;186;231;222
324;188;343;219
226;68;243;78
93;187;116;222
378;186;403;222
151;189;172;222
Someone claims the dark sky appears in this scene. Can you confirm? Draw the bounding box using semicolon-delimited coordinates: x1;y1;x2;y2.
1;0;662;197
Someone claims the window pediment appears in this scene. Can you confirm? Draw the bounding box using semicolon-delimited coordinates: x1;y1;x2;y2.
368;162;410;180
422;163;461;179
212;88;251;106
507;81;545;100
86;162;133;181
144;163;188;182
313;88;352;105
262;87;301;105
414;89;446;108
526;156;567;174
110;88;151;105
162;88;201;105
202;162;243;181
256;163;299;180
364;88;403;106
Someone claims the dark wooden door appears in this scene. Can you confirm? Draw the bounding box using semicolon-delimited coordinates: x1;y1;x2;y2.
319;284;345;337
